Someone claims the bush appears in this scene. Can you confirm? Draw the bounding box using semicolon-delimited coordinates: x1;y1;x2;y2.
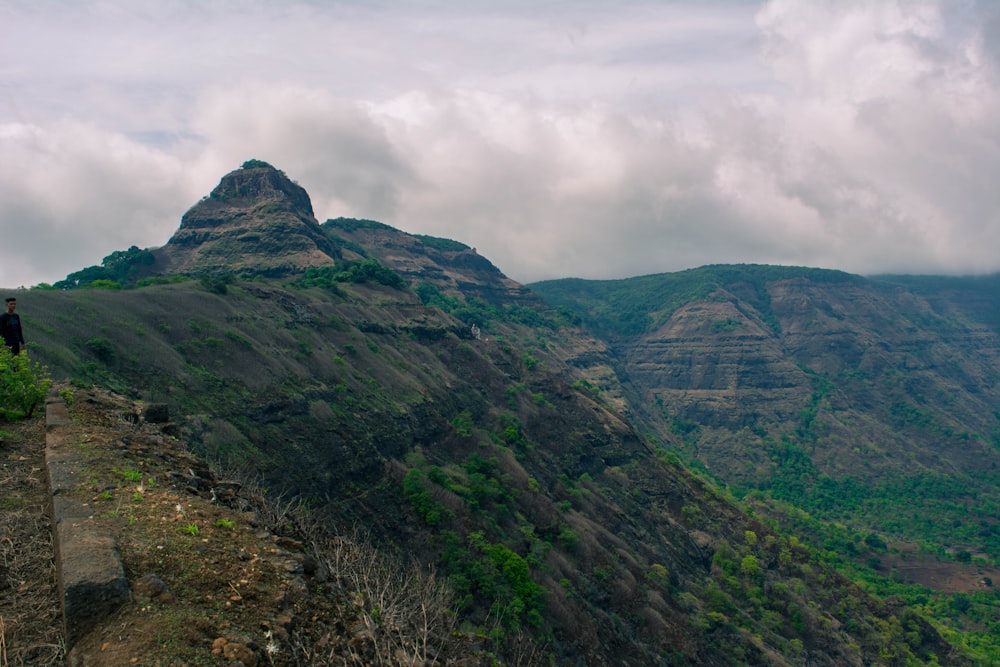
0;347;52;419
86;336;115;363
295;260;406;292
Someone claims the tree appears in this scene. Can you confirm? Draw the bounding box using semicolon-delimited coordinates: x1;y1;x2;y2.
54;245;154;289
740;555;762;578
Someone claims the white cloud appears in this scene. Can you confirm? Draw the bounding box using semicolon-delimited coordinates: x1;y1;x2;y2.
189;84;416;220
0;119;195;286
2;0;1000;288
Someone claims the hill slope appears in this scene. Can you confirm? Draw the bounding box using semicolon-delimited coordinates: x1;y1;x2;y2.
531;265;1000;658
13;164;984;664
529;266;1000;552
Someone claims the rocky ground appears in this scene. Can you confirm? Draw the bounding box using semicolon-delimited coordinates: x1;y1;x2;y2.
1;386;468;666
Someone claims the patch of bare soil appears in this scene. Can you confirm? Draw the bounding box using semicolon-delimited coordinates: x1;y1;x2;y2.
3;384;476;666
0;412;63;665
878;543;999;594
58;386;348;665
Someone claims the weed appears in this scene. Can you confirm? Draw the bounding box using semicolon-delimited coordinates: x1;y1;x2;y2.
177;523;200;536
116;469;143;482
214;518;236;530
59;387;76;405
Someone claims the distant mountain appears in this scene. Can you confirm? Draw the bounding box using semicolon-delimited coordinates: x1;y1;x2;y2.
530;266;1000;583
23;165;993;664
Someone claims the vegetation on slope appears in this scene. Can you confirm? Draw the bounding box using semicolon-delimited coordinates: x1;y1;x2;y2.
530;264;1000;663
12;264;975;664
14;159;988;662
530;264;859;338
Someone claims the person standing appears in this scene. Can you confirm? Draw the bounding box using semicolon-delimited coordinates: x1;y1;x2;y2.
0;297;26;354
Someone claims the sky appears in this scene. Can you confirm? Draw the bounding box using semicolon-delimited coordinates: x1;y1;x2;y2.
2;0;999;288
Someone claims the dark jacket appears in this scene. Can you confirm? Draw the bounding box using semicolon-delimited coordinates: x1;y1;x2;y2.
0;312;24;346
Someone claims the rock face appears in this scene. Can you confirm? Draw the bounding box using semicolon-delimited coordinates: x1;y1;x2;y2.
154;162;340;277
621;276;1000;479
531;267;1000;551
627;297;807;430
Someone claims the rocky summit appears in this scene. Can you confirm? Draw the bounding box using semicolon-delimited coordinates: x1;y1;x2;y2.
153;160;342;277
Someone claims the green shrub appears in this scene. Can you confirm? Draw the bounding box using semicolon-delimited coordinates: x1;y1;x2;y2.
467;532;546;629
0;347;52;419
403;468;449;526
199;272;234;294
451;411;474;438
86;336;115;363
295;260;407;291
54;245;154;289
59;387;75;406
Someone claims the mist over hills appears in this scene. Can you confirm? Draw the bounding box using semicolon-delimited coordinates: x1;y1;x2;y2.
17;162;999;664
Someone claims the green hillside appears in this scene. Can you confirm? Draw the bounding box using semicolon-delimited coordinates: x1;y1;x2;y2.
531;265;1000;661
7;162;993;664
18;273;962;664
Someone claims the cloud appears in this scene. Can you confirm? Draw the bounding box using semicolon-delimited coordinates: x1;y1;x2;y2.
748;0;1000;274
2;0;1000;288
189;84;417;220
0;120;195;287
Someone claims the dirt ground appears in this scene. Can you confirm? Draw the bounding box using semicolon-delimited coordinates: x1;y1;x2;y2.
0;412;63;665
1;386;467;666
0;388;329;666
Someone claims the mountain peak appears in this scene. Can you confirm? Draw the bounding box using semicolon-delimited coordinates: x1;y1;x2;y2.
200;160;314;219
154;161;338;277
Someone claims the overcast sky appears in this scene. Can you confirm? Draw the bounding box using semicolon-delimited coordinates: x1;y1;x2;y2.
2;0;999;288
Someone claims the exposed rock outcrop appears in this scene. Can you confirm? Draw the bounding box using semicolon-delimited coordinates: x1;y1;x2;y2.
154;162;341;277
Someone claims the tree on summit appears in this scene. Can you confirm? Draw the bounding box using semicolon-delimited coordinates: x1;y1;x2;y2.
241;158;283;174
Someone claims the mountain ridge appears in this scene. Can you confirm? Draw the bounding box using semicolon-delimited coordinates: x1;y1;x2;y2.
15;162;997;664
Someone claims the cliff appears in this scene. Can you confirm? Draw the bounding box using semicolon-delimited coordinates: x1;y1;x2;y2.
153;160;341;277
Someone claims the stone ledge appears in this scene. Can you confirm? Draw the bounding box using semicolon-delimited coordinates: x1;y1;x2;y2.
44;394;129;652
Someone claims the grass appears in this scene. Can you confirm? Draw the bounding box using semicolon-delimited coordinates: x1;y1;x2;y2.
176;523;200;536
116;469;143;482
